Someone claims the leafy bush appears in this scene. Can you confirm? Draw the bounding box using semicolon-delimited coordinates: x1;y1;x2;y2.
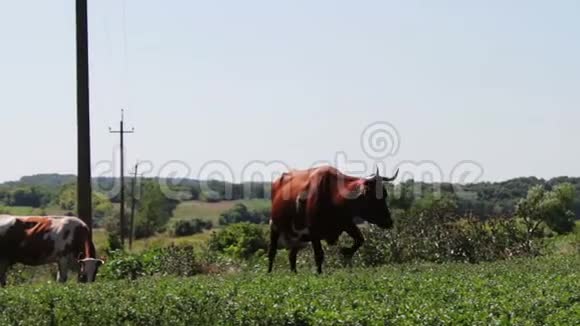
0;256;577;325
5;186;53;207
208;223;268;259
107;232;123;253
168;218;212;237
351;214;538;267
516;183;577;235
100;245;202;280
55;183;113;219
100;251;145;280
219;203;269;225
132;181;179;238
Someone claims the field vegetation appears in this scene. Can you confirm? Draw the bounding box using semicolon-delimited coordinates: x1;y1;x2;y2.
0;174;579;324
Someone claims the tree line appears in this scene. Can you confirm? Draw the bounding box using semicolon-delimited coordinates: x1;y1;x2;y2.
1;174;578;237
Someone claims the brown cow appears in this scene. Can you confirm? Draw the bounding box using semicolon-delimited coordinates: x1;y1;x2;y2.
0;215;103;286
269;166;398;274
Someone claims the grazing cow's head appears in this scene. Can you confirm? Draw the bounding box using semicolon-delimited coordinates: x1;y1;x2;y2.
78;257;104;283
351;168;399;229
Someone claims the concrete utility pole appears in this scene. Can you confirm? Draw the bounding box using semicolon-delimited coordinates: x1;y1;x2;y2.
109;109;134;247
76;0;93;233
128;162;140;250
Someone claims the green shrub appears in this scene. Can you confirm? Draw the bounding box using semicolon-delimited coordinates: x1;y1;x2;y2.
0;256;578;325
168;218;212;237
107;232;123;253
353;215;538;266
100;246;202;280
208;223;268;259
219;203;269;225
100;251;145;280
147;245;201;277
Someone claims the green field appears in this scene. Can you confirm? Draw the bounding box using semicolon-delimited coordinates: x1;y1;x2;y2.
0;205;70;216
1;255;578;325
3;199;270;254
172;199;270;224
93;199;269;253
2;204;579;325
92;228;213;254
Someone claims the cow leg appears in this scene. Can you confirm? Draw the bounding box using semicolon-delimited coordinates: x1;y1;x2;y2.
289;247;299;273
56;258;69;283
268;228;280;273
341;224;364;259
0;260;9;287
312;239;324;274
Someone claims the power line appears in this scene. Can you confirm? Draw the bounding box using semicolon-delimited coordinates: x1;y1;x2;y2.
109;109;134;248
128;162;142;251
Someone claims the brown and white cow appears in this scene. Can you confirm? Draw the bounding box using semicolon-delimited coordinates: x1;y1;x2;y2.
269;166;398;274
0;215;103;286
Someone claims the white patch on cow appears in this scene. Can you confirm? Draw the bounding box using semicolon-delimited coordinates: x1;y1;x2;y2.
0;215;16;237
45;216;85;259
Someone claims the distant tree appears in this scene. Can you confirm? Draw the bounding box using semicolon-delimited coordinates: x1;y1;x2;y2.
199;190;221;203
56;184;113;220
189;185;201;201
133;181;179;238
7;186;53;207
410;193;458;221
388;183;415;211
168;218;212;237
516;183;577;236
219;203;269;225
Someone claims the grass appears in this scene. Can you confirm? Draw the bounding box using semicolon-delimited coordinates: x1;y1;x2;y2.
3;199;270;254
171;199;270;224
544;220;580;256
0;205;70;216
1;255;578;325
92;228;213;254
93;199;269;253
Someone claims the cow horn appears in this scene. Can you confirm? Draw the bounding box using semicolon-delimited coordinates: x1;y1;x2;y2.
365;166;379;181
382;168;399;182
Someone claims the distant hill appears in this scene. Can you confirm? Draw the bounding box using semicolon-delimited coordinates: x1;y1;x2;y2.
1;174;76;190
18;174;76;187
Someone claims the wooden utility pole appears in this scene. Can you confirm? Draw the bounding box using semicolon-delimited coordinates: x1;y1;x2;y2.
76;0;93;233
128;162;139;250
109;109;134;247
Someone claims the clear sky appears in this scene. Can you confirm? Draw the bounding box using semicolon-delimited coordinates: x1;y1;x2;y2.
0;1;578;183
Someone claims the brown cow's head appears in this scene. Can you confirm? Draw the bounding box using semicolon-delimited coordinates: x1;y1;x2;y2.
78;257;104;283
351;168;399;229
